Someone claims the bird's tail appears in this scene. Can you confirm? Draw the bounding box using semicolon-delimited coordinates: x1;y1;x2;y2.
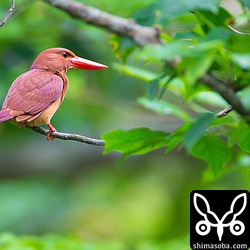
0;109;13;122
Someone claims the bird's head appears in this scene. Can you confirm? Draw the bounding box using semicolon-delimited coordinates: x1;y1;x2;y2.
30;48;108;73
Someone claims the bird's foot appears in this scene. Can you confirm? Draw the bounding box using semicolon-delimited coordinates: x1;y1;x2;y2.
46;123;57;141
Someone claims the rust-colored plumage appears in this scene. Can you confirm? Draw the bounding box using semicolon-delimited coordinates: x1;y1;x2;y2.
0;48;107;140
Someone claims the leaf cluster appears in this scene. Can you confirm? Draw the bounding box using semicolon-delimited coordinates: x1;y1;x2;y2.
104;0;250;176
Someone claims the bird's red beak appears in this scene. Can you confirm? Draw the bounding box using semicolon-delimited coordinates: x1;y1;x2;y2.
69;57;108;70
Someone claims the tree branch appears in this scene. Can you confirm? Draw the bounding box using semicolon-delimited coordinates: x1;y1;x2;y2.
215;105;234;118
200;74;250;122
0;0;15;27
43;0;160;46
28;126;105;146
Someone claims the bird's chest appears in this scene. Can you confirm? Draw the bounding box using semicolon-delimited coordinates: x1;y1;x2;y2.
34;77;69;125
34;98;62;125
24;76;69;127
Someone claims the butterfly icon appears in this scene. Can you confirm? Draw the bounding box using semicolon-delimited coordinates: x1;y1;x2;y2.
193;193;247;241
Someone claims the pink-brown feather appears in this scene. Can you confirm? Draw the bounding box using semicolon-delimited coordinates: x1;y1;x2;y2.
3;70;63;116
0;47;107;140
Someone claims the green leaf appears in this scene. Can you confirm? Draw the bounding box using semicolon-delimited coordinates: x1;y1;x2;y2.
131;1;162;27
102;128;169;163
140;29;227;64
181;0;219;13
227;120;247;147
184;53;215;85
238;129;250;153
158;73;176;99
228;129;242;148
190;135;232;175
228;34;250;53
192;91;228;107
166;136;183;153
231;53;250;70
146;77;161;99
145;69;172;99
201;27;232;42
109;34;136;62
138;97;191;121
132;0;219;27
112;63;157;82
184;113;215;149
165;122;192;153
139;42;193;62
239;0;250;9
195;8;232;29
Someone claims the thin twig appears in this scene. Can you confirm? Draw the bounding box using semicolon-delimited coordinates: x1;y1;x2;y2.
215;105;234;118
43;0;160;46
28;126;105;146
0;0;15;27
200;74;250;122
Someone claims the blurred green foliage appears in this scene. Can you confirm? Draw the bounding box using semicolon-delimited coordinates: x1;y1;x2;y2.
105;0;250;176
0;0;250;249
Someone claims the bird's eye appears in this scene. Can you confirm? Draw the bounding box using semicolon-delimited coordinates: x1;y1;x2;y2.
62;52;68;58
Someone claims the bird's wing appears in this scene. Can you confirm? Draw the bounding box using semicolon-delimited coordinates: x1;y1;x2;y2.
3;69;64;117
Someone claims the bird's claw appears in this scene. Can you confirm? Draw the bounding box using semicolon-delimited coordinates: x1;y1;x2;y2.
46;123;57;141
46;134;55;141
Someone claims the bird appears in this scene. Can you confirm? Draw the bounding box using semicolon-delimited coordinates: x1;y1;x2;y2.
0;48;108;140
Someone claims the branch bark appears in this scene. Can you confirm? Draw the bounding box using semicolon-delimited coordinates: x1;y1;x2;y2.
43;0;160;46
0;0;15;27
29;126;105;146
200;74;250;122
215;105;233;118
